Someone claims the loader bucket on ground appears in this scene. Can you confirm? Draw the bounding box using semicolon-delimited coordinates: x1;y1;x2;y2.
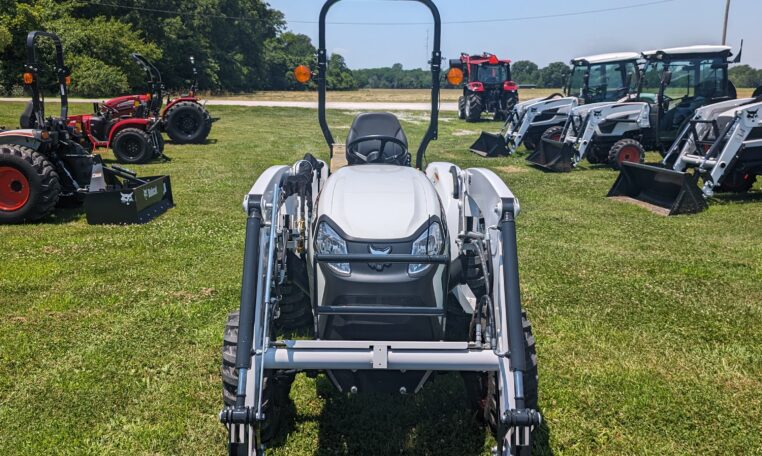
83;159;174;224
526;137;574;172
607;162;707;215
469;131;508;157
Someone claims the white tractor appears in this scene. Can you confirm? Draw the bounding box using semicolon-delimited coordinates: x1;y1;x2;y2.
609;96;762;215
530;45;743;172
218;1;541;455
470;52;641;156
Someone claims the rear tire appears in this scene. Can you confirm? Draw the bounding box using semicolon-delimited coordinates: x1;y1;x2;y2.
0;145;60;223
541;125;564;143
112;128;154;164
465;94;483;123
608;138;645;170
221;311;294;444
458;96;466;120
164;101;212;144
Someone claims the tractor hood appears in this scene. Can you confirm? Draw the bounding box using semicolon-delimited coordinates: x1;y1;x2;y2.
516;96;576;117
318;165;441;240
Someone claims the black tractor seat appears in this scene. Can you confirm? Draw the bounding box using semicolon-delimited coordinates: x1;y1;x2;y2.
346;112;409;165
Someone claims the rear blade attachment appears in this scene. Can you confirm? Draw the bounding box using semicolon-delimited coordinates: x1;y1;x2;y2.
526;137;574;172
469;131;509;157
607;162;707;215
83;156;174;224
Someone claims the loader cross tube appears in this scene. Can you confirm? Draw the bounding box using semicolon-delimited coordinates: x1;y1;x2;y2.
317;0;441;169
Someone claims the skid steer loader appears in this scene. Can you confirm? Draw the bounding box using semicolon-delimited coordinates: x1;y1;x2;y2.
608;96;762;214
0;31;173;224
531;45;741;172
218;2;540;455
470;52;640;157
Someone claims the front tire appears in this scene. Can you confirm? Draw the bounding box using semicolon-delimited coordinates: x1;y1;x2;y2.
112;128;154;164
164;101;212;144
0;145;60;223
221;311;294;444
486;313;538;456
465;93;483;123
458;96;466;120
608;138;645;170
715;171;756;193
540;125;564;143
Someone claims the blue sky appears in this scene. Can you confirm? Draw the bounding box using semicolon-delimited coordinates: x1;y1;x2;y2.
267;0;761;69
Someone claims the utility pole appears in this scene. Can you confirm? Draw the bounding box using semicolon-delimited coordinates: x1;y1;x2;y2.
722;0;731;45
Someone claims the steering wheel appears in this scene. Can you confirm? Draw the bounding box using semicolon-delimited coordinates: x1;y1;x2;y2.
346;135;408;164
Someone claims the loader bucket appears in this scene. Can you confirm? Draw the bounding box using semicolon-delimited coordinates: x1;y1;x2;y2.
83;159;174;224
607;162;708;215
469;131;508;157
526;137;574;172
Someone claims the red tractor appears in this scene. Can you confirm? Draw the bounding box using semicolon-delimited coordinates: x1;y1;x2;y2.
111;54;213;144
450;53;519;122
67;101;165;165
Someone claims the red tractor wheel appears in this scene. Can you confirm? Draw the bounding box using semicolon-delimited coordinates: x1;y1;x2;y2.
608;139;645;170
715;171;757;193
0;145;60;223
0;166;30;211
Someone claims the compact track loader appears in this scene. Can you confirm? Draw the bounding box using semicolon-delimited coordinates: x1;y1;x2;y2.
0;31;173;224
218;2;540;455
471;52;640;157
531;45;742;172
608;96;762;214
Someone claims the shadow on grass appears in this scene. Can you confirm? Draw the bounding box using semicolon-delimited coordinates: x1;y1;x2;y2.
710;190;762;206
308;373;488;456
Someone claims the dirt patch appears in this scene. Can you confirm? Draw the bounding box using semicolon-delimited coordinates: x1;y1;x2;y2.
608;196;670;216
495;166;527;174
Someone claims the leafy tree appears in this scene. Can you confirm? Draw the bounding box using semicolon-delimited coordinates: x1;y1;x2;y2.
326;54;357;90
729;64;762;88
538;61;571;88
263;32;317;90
511;60;539;85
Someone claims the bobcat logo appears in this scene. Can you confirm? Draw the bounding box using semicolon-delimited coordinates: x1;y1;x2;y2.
120;192;134;205
368;245;392;272
143;186;159;199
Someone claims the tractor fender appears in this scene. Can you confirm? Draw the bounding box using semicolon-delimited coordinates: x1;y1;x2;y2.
106;118;152;143
161;97;202;117
0;129;47;151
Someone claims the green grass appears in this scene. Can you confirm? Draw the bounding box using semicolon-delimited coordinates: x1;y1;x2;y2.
1;102;761;455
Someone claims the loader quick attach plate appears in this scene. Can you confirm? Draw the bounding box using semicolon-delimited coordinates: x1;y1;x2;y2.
84;175;174;224
607;162;708;215
526;137;574;172
470;131;509;157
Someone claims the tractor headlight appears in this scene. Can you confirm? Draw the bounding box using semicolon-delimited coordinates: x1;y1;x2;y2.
409;222;443;275
316;222;350;275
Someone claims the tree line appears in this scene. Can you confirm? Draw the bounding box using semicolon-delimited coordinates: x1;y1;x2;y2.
0;2;758;97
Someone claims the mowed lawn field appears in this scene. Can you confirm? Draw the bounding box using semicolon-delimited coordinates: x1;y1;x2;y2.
1;100;761;456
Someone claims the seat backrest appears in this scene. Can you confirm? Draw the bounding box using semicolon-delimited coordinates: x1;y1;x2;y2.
346;112;408;165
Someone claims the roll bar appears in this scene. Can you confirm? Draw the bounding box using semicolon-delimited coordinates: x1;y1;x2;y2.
317;0;442;170
24;31;70;125
130;53;164;114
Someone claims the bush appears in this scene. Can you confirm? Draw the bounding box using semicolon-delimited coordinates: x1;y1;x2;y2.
69;57;129;98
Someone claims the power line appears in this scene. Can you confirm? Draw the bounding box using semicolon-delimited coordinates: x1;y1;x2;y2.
288;0;677;25
74;0;675;26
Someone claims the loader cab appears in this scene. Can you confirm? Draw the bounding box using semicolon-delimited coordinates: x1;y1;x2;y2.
567;53;641;104
640;46;735;143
